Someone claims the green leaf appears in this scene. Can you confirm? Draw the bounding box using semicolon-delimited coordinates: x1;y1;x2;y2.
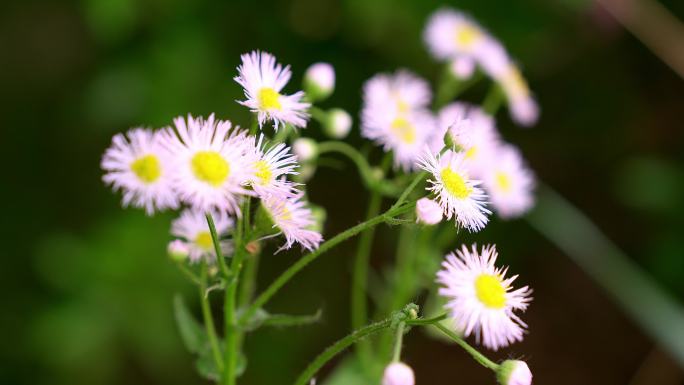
173;294;206;354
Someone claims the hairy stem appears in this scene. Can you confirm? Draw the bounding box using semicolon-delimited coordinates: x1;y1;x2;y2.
199;262;224;372
433;323;499;371
292;318;393;385
239;202;416;325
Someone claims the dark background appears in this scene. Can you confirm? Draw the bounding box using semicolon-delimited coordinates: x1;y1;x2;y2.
1;0;683;384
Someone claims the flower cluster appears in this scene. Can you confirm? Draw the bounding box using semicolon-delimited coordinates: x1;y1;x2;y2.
424;8;539;126
102;51;324;261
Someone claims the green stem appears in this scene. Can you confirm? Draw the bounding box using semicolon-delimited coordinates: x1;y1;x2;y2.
200;262;224;372
309;106;328;124
249;117;258;136
239;202;416;325
292;318;393;385
391;322;406;362
206;213;230;277
433;323;499;371
406;313;448;326
350;187;383;367
390;171;426;212
176;262;201;285
482;84;504;116
317;141;400;196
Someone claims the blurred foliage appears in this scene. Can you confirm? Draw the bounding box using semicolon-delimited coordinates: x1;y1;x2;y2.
1;0;683;384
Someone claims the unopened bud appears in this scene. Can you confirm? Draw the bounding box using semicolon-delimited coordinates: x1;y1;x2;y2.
450;56;475;79
293;138;318;163
416;198;443;225
167;240;189;262
382;362;415;385
497;360;532;385
304;62;335;102
323;108;352;139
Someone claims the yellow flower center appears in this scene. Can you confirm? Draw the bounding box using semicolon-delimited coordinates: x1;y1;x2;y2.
440;167;471;199
254;160;273;186
504;67;529;98
465;146;477;159
130;154;161;183
455;24;481;48
495;171;512;192
191;151;230;186
258;87;282;110
390;117;416;144
475;274;506;309
195;231;213;250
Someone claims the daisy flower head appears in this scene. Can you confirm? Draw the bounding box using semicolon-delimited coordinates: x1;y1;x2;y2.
362;70;431;113
171;209;234;263
248;134;299;199
101;127;179;215
483;144;535;219
362;106;436;171
261;192;323;252
160;114;255;214
234;50;310;130
436;244;532;350
496;62;539;127
436;102;500;177
424;8;488;62
418;149;490;232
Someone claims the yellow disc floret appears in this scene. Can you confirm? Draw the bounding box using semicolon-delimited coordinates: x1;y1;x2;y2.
455;24;481;48
475;274;506;309
495;171;512;193
390;117;416;144
195;231;213;250
130;154;161;183
191;151;230;186
441;167;471;199
258;87;282;110
254;160;273;186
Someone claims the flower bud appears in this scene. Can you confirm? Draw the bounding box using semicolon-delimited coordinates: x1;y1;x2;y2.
304;62;335;101
450;56;475;79
382;362;415;385
323;108;352;139
292;138;318;163
416;198;442;225
308;204;327;233
295;164;316;183
167;240;189;262
497;360;532;385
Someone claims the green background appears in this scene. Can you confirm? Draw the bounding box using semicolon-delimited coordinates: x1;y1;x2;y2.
2;0;683;384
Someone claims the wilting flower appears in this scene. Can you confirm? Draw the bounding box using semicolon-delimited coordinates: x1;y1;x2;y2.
362;70;431;114
424;8;488;62
482;144;535;219
435;102;500;177
171;209;234;263
261;193;323;252
249;135;299;199
102;128;179;215
416;197;443;225
160;114;254;215
382;362;415;385
436;244;532;350
235;51;310;130
418;150;490;232
363;105;436;171
304;62;335;101
497;360;533;385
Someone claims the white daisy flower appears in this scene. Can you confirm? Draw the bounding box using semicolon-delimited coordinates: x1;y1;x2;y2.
171;209;234;263
418;149;490;232
424;8;488;62
101;128;179;215
497;63;539;127
436;244;532;350
160;114;254;214
362;106;436;171
483;144;535;219
362;70;432;114
261;193;323;252
235;50;310;130
249;134;299;199
434;102;500;177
